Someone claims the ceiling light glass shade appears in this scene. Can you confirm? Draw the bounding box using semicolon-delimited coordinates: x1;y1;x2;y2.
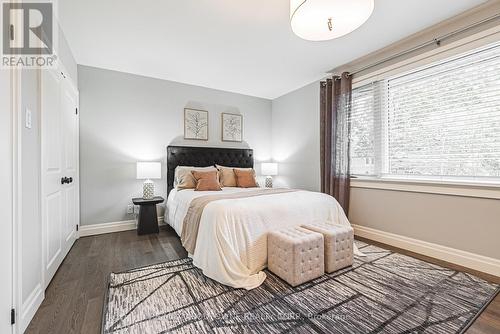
290;0;374;41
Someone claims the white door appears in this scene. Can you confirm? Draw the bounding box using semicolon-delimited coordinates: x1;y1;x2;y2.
41;69;79;287
60;76;79;259
0;66;13;334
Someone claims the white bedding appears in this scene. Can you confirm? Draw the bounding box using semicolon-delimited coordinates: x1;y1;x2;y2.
166;187;359;289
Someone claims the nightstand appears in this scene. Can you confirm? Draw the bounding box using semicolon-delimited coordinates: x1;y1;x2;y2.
132;196;164;235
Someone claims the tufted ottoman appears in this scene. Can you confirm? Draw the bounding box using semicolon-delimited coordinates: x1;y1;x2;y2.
302;223;354;273
267;227;324;287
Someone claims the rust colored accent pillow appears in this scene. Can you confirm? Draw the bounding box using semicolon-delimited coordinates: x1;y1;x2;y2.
176;166;217;190
215;165;237;187
216;165;255;187
234;169;258;188
191;170;222;191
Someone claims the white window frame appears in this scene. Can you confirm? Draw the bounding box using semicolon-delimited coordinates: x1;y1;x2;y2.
349;26;500;198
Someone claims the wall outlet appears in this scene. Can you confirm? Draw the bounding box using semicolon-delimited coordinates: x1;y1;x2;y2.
133;205;140;214
127;204;134;214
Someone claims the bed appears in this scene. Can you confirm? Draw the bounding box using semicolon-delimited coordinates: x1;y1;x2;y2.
165;145;358;290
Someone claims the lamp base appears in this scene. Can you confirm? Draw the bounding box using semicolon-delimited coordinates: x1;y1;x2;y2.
265;176;273;188
143;180;155;199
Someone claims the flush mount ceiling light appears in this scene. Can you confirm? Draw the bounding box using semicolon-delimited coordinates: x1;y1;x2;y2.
290;0;374;41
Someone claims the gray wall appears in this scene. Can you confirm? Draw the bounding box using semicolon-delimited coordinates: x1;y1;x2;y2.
349;188;500;259
78;65;272;226
54;0;78;86
271;82;320;191
57;26;78;86
271;81;500;260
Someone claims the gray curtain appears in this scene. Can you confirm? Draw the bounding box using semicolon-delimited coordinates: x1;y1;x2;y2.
320;72;352;214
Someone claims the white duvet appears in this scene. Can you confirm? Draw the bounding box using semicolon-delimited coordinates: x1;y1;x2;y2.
166;187;359;290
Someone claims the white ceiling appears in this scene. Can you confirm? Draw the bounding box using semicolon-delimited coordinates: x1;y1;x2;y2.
59;0;488;99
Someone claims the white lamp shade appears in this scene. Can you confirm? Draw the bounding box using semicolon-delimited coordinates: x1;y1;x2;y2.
261;162;278;176
290;0;374;41
136;162;161;179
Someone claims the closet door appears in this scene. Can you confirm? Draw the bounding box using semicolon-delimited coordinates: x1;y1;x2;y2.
60;76;79;259
41;68;63;286
41;69;79;287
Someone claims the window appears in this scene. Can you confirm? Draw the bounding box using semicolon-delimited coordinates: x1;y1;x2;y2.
350;42;500;184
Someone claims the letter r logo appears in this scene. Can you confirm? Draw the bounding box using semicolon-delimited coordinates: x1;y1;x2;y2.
2;2;53;55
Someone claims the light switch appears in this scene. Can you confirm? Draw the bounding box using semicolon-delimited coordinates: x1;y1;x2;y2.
25;108;32;129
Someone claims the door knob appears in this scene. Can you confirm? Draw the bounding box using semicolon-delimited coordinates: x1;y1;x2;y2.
61;177;73;184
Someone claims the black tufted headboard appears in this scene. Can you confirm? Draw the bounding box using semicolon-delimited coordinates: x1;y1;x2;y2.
167;146;254;195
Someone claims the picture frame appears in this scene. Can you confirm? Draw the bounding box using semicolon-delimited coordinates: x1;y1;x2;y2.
184;108;209;141
221;113;243;142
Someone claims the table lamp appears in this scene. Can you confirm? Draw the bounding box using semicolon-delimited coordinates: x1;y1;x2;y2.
136;162;161;199
261;162;278;188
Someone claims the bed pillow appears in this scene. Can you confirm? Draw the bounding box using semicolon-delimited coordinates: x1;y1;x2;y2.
175;166;217;190
216;165;255;187
234;168;259;188
191;170;222;191
173;166;193;187
215;165;237;187
216;165;257;187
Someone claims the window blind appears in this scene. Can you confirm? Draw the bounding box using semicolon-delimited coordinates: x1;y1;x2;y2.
350;41;500;183
350;82;377;175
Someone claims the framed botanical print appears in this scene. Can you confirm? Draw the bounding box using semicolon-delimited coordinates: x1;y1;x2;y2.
184;108;208;140
221;113;243;142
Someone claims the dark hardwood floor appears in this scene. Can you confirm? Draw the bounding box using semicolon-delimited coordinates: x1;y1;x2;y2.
25;226;187;334
26;227;499;334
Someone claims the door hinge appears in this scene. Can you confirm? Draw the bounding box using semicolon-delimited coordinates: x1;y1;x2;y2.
11;308;15;325
75;107;78;115
9;24;14;41
76;224;79;231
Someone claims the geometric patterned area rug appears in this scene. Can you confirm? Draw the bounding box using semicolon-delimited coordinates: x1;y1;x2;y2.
102;240;499;334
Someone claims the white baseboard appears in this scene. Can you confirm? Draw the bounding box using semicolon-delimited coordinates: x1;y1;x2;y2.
79;216;165;237
352;224;500;277
20;283;44;333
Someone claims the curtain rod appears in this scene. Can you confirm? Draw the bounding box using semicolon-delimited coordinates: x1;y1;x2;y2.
332;13;500;77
